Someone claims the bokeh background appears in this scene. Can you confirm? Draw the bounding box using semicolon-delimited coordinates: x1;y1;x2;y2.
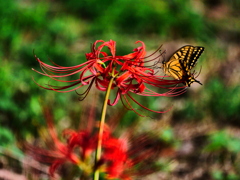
1;0;240;179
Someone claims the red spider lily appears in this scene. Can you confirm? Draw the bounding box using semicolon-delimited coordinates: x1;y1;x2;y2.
27;120;133;179
33;40;186;115
101;134;132;179
26;107;175;180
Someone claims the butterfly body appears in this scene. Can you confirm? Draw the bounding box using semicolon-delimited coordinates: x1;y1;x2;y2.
162;45;204;87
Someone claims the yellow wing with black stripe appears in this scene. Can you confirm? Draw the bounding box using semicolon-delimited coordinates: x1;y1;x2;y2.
162;45;204;87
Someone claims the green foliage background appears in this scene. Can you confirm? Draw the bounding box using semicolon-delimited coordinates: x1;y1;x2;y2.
0;0;240;179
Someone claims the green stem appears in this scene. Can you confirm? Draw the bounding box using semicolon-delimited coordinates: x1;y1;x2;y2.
93;76;115;180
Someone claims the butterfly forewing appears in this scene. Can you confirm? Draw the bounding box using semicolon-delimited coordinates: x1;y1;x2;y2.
181;46;204;71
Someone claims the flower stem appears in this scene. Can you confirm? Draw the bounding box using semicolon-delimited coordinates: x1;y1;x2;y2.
93;76;115;180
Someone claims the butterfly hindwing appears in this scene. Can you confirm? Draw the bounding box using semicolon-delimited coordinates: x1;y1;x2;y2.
163;58;183;80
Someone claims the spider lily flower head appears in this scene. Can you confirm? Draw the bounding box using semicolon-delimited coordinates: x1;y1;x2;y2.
26;122;94;177
26;109;174;180
33;40;186;115
27;120;132;179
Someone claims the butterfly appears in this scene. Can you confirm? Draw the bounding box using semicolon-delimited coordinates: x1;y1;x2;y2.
162;45;204;87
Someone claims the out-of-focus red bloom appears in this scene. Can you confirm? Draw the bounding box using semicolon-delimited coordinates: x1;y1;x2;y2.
26;120;92;176
102;133;132;179
27;121;133;179
33;40;185;114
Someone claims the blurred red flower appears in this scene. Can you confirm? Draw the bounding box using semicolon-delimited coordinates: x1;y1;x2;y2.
27;120;132;179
